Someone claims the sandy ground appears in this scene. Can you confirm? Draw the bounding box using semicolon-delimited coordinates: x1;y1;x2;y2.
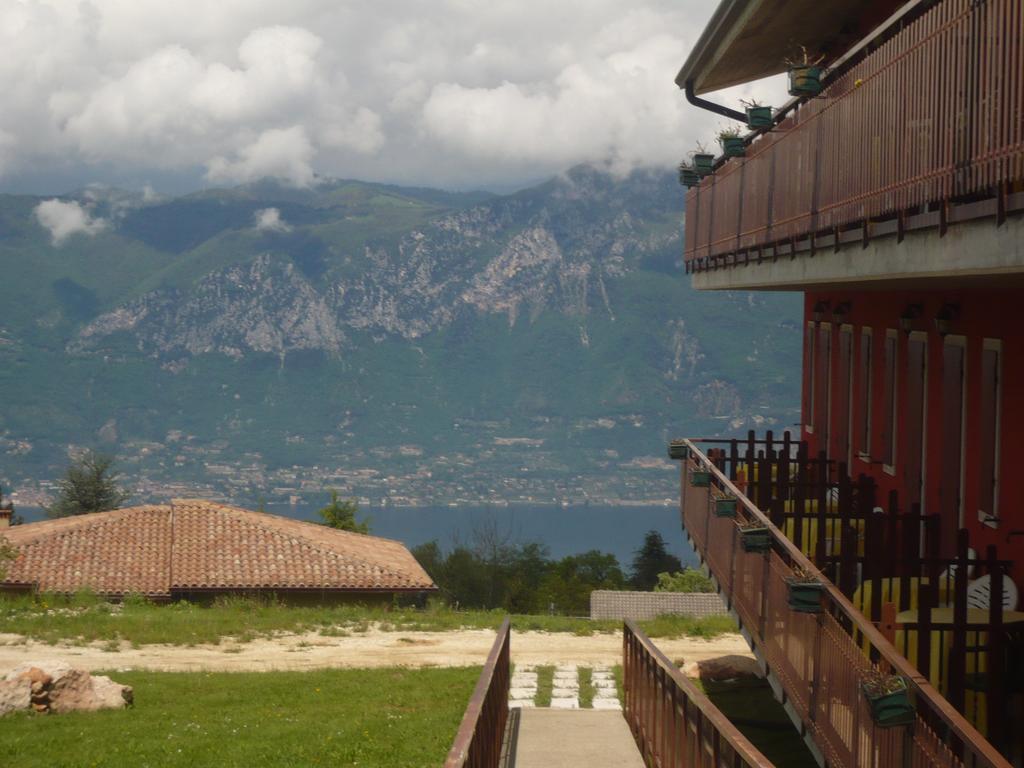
0;629;752;673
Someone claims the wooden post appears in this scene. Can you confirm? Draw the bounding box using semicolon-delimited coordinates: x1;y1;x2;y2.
986;545;1005;752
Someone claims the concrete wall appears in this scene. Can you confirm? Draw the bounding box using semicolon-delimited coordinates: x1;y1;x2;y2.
589;590;727;621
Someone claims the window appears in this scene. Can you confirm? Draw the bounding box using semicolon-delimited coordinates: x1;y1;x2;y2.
979;339;1002;526
805;321;816;432
857;327;873;459
815;324;832;452
881;330;898;473
836;325;854;468
940;336;966;554
904;332;928;512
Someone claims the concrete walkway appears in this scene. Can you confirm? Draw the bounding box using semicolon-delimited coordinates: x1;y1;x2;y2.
511;709;645;767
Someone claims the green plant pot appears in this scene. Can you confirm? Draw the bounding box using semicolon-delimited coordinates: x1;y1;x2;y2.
678;167;700;188
720;136;745;158
667;442;690;460
862;678;915;728
692;153;715;176
690;470;711;487
745;106;772;129
788;66;822;97
714;497;737;518
739;527;771;553
786;580;824;613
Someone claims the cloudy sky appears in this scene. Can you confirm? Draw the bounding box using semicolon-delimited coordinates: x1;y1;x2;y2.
0;0;787;195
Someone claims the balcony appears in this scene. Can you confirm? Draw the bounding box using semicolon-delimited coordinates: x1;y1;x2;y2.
672;435;1016;768
683;0;1024;282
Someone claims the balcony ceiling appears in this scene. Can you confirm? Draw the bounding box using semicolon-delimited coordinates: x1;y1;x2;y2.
676;0;905;94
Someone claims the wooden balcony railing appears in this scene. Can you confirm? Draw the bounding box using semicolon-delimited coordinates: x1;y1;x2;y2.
675;439;1011;768
684;0;1024;270
445;616;510;768
623;620;774;768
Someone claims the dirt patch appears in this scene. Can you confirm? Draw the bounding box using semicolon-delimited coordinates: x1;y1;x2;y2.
0;630;752;673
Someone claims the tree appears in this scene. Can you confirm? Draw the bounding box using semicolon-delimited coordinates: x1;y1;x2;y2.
45;452;129;518
630;530;683;590
653;568;715;593
316;490;369;533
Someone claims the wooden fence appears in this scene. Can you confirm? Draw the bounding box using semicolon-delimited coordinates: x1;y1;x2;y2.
444;616;511;768
684;0;1024;268
623;620;774;768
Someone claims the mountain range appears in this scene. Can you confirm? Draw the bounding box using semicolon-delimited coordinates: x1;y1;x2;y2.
0;165;801;507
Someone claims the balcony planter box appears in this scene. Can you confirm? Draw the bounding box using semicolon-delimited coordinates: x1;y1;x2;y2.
788;66;823;97
861;675;914;728
720;137;746;158
745;106;772;129
714;497;737;518
692;153;715;176
690;469;711;487
738;524;771;553
678;167;700;188
785;576;824;613
668;442;690;460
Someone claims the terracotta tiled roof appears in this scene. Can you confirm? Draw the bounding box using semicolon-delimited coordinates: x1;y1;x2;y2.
1;500;435;597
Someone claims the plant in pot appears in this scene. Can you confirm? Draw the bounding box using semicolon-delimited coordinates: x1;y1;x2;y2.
786;47;826;97
677;162;700;189
690;143;714;176
784;566;824;613
737;519;771;553
740;98;772;129
717;126;745;158
861;671;915;727
668;440;690;460
689;466;711;487
714;495;737;518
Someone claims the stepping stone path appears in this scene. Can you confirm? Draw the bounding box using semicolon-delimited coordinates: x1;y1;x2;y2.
590;668;621;711
550;665;580;709
508;665;621;711
509;665;538;709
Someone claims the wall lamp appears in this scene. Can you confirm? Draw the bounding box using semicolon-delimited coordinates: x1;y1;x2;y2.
812;300;830;323
898;304;923;333
934;304;960;337
832;301;852;322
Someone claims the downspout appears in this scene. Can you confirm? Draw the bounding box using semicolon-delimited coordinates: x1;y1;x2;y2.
684;80;746;123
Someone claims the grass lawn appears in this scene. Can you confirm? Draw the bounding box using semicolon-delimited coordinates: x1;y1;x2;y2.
0;667;479;768
0;593;738;646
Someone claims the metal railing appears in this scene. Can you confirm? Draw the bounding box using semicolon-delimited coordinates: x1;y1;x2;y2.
623;620;775;768
677;439;1011;768
684;0;1024;268
444;616;511;768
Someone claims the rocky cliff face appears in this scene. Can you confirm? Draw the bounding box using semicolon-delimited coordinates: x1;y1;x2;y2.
74;167;684;359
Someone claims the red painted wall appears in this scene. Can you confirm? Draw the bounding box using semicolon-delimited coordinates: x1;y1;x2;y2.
800;287;1024;582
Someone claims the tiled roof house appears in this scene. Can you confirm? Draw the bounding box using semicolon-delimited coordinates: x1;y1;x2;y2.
0;499;435;600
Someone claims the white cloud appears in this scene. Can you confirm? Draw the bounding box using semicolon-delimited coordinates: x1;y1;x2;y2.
206;126;315;187
254;207;291;232
34;199;108;246
0;1;789;191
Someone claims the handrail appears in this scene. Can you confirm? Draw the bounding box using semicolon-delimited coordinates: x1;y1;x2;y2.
680;438;1010;768
623;619;775;767
444;616;511;768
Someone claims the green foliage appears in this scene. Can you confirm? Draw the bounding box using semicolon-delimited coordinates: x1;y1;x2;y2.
316;490;369;533
0;667;478;768
653;568;716;593
44;451;129;518
630;530;684;590
412;532;626;615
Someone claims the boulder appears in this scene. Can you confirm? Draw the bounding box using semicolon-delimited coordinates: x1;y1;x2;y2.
2;660;132;715
0;679;31;716
680;654;761;682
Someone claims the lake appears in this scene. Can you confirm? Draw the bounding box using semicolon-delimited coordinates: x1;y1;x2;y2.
16;503;697;571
